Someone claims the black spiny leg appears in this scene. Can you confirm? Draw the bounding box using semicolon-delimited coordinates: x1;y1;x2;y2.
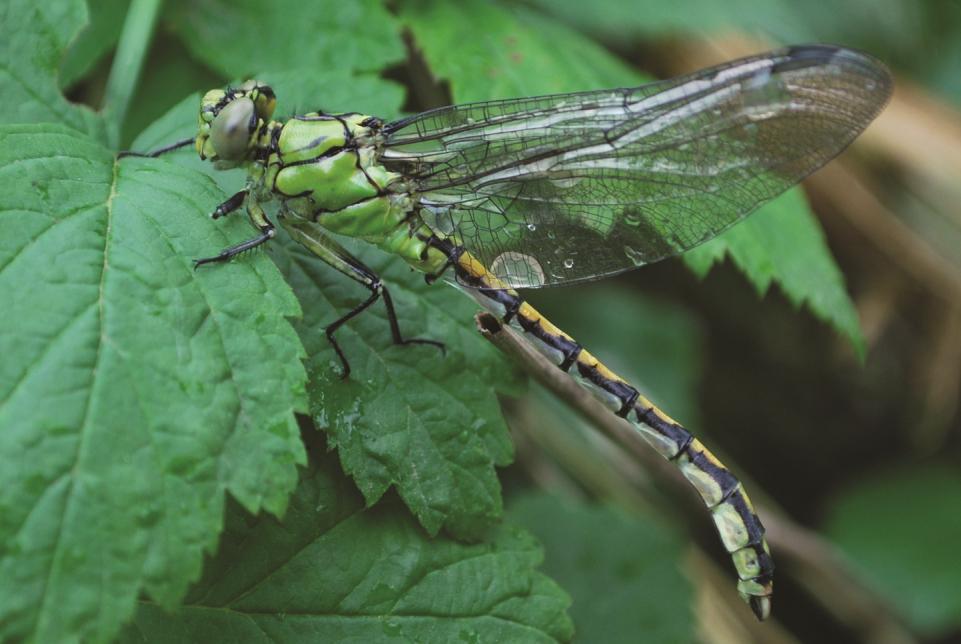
193;225;275;268
212;189;249;219
195;197;274;268
380;285;446;358
326;278;445;379
283;223;445;379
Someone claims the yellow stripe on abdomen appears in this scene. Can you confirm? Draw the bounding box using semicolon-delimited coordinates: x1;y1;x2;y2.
448;243;774;620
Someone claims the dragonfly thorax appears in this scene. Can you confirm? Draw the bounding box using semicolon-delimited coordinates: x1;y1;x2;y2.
259;113;413;239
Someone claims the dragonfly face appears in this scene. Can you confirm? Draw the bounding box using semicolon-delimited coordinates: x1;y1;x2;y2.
195;80;276;166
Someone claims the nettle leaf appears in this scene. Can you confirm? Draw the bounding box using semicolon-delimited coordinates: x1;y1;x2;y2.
402;0;865;353
0;124;307;643
400;0;643;100
59;0;132;89
527;0;814;46
823;466;961;636
165;0;405;80
120;33;224;149
509;494;693;643
684;190;865;357
273;238;521;540
122;446;574;643
0;0;108;141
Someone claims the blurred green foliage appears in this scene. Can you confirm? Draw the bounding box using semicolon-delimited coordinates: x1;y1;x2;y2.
509;494;694;643
825;467;961;635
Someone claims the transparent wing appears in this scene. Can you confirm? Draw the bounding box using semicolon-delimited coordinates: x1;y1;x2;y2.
380;45;892;288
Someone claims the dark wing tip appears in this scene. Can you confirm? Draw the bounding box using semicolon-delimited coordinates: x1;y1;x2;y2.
776;44;893;103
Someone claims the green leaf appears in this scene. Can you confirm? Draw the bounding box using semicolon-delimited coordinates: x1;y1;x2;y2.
122;447;574;643
165;0;405;80
273;237;522;540
0;124;307;643
527;0;815;45
120;33;224;148
0;0;108;141
823;466;961;636
403;0;864;354
684;190;865;357
260;68;408;121
530;0;920;48
509;494;693;643
60;0;132;89
400;0;645;101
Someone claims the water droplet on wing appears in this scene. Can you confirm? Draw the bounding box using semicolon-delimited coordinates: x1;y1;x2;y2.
624;246;646;266
490;251;546;288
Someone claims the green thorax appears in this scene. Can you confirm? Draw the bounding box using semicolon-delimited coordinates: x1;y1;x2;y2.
245;112;444;272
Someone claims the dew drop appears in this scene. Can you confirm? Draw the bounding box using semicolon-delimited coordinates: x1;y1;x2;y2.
563;258;574;269
624;245;645;266
623;209;642;227
527;223;537;232
491;251;546;288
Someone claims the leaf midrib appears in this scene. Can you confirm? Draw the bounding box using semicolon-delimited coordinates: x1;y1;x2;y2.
33;156;120;637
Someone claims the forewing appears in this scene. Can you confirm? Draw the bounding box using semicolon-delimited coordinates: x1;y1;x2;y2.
381;45;892;288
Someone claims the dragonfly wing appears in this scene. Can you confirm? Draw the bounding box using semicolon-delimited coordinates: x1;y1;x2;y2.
381;45;892;288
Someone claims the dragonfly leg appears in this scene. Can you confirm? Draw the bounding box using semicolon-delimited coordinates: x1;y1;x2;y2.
211;189;249;219
117;137;194;158
195;198;274;267
423;244;464;285
283;222;444;379
324;287;381;379
424;263;450;285
193;226;274;268
325;280;445;379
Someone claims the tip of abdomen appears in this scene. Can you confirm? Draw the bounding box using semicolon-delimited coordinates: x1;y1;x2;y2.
749;594;772;621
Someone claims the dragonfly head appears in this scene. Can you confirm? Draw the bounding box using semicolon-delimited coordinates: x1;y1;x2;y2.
196;80;277;167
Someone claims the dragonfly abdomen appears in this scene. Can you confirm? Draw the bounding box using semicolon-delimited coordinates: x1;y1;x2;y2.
432;234;774;619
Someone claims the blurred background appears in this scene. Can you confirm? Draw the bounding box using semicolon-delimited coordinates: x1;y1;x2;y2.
509;4;961;642
64;0;961;641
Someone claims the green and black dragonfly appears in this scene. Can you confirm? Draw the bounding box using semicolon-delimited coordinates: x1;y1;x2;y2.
125;45;892;619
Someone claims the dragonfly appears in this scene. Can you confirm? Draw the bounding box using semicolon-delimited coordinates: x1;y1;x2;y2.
124;44;892;620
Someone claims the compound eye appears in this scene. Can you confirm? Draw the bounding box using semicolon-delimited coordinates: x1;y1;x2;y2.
210;97;255;160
